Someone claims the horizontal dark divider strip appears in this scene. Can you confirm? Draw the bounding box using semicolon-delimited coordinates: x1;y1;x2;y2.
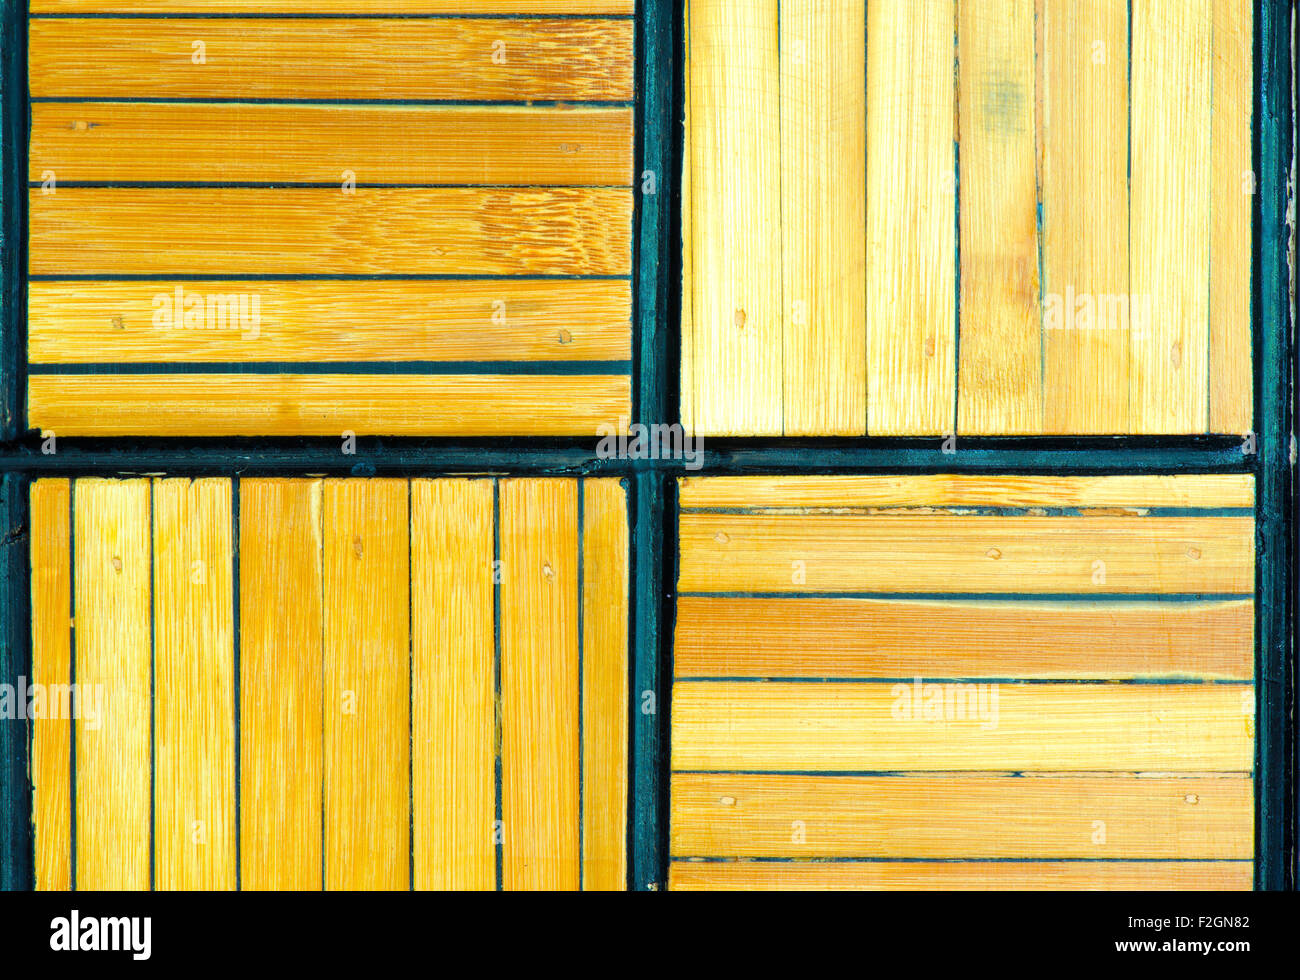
28;360;632;375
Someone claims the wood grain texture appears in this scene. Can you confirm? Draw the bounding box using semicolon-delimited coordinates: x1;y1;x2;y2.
28;18;633;101
73;479;152;890
239;479;324;891
30;103;633;186
33;1;632;10
29;188;632;277
671;774;1253;858
152;478;235;891
680;5;694;433
500;479;580;890
30;479;71;892
322;479;410;890
411;480;496;891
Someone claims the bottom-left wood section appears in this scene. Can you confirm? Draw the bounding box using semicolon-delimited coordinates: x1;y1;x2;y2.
27;476;629;891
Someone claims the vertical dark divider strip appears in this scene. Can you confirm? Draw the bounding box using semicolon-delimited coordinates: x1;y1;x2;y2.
0;2;27;442
0;474;31;889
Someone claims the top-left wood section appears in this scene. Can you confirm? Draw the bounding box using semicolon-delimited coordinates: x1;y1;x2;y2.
26;2;635;437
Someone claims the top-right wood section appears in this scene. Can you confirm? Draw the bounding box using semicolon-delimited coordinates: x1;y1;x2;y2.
681;0;1253;437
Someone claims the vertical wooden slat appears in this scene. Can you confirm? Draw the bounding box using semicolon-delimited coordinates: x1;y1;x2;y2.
239;479;323;891
500;479;580;890
865;0;956;435
780;0;867;435
152;478;235;890
322;479;410;891
680;0;695;434
73;479;151;890
581;479;629;890
411;479;495;891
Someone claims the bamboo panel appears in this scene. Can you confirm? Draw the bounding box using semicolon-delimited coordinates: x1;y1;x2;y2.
28;18;633;102
29;188;632;277
671;682;1253;772
33;1;633;11
499;479;581;890
239;479;324;891
321;480;410;891
680;5;694;433
30;479;71;892
411;480;496;891
956;0;1040;434
73;479;152;891
671;774;1253;859
674;598;1254;680
152;479;235;891
30;104;633;186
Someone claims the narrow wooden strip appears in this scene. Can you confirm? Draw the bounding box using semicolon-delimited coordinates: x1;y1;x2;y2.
32;1;634;13
678;513;1255;594
688;0;782;436
322;479;409;890
412;479;495;891
500;479;580;890
1130;0;1213;434
29;188;632;276
581;479;628;890
865;0;956;435
679;3;694;434
30;479;71;892
28;19;633;101
28;374;631;437
239;478;323;891
73;478;151;890
673;598;1255;680
670;683;1254;772
956;0;1041;434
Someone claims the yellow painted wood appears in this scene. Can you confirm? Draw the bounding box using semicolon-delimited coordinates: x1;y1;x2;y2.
680;4;694;434
411;480;496;891
671;682;1254;772
581;479;629;890
780;0;866;436
73;479;151;890
34;1;633;10
956;0;1041;434
152;478;235;891
30;479;71;892
28;18;634;102
322;480;410;890
865;0;955;435
671;774;1253;858
688;0;782;436
500;479;580;890
239;479;324;891
30;103;633;186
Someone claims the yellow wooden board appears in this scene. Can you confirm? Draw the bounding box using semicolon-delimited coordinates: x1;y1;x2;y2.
34;1;634;11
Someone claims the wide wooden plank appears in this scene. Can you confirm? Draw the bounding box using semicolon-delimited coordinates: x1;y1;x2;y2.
864;0;955;435
33;1;633;11
500;479;580;890
30;103;633;186
322;480;409;890
412;480;496;891
677;513;1255;594
581;479;628;890
29;188;632;276
1130;0;1213;434
30;479;71;892
670;683;1254;772
780;0;866;436
73;479;151;890
956;0;1041;434
673;598;1254;680
239;479;323;891
28;374;631;437
152;478;235;890
688;0;782;436
28;18;633;102
29;280;631;364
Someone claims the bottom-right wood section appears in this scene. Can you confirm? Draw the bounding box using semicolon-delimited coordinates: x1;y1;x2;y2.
668;475;1257;890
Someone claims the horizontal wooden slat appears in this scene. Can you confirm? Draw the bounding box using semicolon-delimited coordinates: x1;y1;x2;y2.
28;373;630;436
673;598;1254;680
670;774;1253;859
29;280;630;363
30;103;633;185
670;683;1254;772
29;188;632;276
32;2;633;11
28;18;633;102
